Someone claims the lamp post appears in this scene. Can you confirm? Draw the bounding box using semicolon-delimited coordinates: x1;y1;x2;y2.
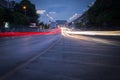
22;5;27;16
8;0;10;8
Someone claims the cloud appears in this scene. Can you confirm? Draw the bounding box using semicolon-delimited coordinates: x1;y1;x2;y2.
49;12;56;14
47;4;68;13
37;10;46;14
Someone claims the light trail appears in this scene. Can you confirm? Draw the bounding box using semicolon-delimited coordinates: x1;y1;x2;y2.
61;27;120;46
0;28;61;37
66;30;120;36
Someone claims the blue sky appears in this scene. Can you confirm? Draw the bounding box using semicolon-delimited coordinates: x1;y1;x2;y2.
15;0;95;23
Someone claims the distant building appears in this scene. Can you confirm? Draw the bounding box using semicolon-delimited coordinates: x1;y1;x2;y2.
56;20;67;27
49;22;57;29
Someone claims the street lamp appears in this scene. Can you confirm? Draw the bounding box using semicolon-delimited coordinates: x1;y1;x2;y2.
7;0;10;8
22;5;27;16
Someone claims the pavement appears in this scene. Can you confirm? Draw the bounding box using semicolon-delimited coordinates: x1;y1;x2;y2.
0;28;119;80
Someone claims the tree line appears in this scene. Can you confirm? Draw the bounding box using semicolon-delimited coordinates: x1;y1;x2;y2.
0;0;39;29
86;0;120;27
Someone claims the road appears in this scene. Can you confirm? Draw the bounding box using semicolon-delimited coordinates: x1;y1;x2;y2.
0;29;120;80
0;34;60;80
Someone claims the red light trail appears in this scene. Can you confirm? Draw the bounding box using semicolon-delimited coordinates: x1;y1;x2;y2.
0;28;61;37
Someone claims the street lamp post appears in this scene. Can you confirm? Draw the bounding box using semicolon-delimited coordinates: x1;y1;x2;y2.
22;5;27;16
8;0;10;8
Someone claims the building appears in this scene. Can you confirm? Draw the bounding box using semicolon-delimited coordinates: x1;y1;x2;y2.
49;22;57;29
56;20;67;27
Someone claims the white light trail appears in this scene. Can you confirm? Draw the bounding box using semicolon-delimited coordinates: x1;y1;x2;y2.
61;28;120;46
66;31;120;36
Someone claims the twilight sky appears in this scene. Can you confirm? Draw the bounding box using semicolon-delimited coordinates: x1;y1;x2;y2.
15;0;95;23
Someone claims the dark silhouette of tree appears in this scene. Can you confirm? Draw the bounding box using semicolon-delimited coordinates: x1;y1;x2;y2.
20;0;38;23
0;8;4;26
87;0;120;26
14;0;39;25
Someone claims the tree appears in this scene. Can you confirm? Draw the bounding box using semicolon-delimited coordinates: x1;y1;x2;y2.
75;22;84;28
19;0;39;23
0;8;5;27
14;0;39;25
38;22;49;29
39;22;44;26
86;0;120;26
12;12;29;26
44;24;49;29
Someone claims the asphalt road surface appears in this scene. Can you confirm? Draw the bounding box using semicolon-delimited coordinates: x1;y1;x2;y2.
0;30;120;80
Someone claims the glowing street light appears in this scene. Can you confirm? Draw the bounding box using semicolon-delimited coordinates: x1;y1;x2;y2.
22;5;27;16
23;6;27;10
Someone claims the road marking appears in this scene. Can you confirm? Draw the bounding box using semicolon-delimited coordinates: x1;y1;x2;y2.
0;34;62;80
